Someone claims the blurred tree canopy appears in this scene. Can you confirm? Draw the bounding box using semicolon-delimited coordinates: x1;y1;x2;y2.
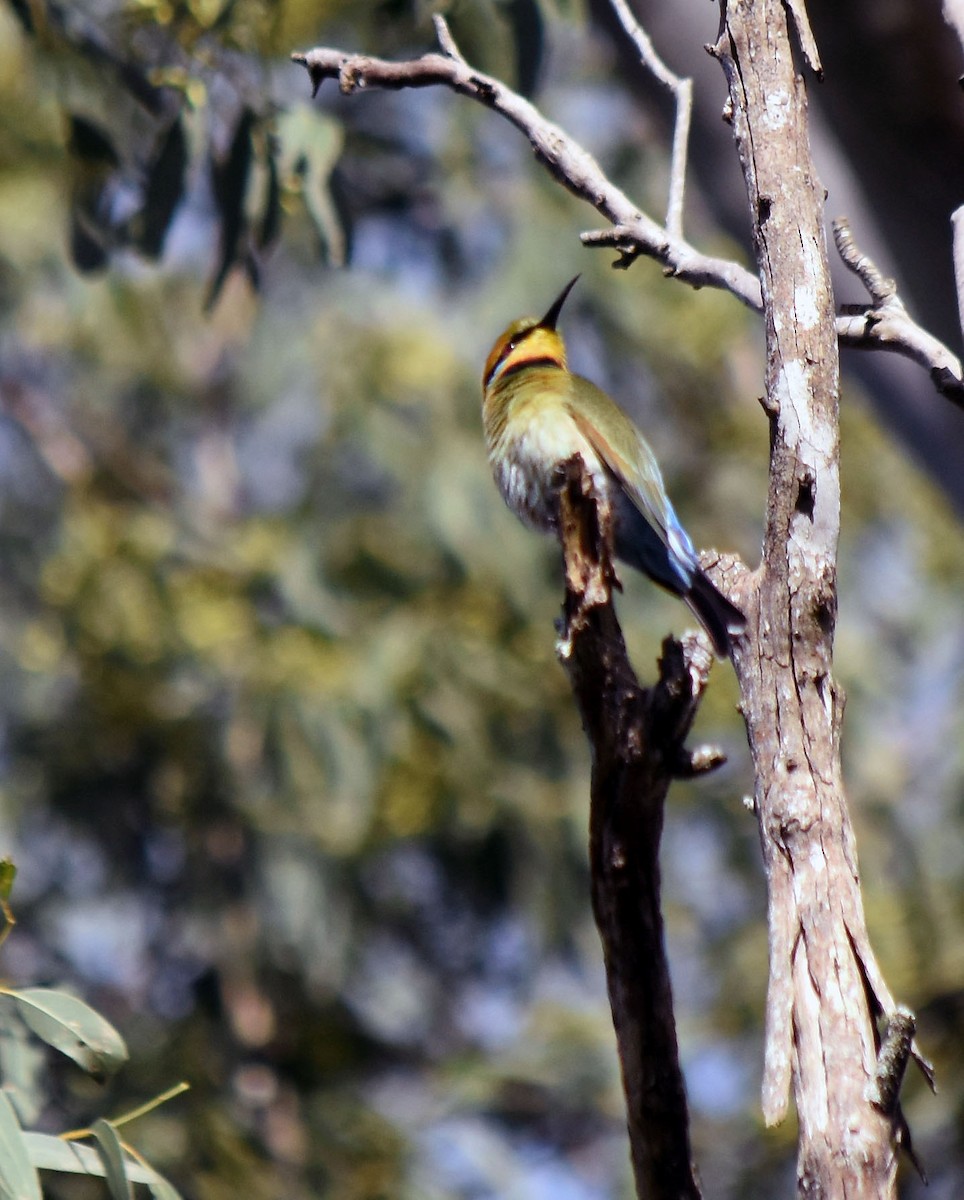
0;1;961;1197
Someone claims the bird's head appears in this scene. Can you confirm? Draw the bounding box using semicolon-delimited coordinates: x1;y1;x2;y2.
482;276;579;392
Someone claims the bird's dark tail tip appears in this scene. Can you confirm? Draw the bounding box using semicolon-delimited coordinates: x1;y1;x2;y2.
684;571;746;658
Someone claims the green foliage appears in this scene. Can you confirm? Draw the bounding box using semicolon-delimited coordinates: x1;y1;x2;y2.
0;1090;42;1200
0;881;184;1198
3;989;128;1078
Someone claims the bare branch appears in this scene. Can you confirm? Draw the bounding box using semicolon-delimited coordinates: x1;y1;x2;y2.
942;0;964;55
431;12;467;65
716;3;918;1191
293;24;961;408
292;23;763;311
607;0;693;239
834;218;964;408
783;0;824;75
951;204;964;350
834;217;898;303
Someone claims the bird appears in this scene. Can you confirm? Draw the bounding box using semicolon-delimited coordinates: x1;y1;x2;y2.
481;276;746;657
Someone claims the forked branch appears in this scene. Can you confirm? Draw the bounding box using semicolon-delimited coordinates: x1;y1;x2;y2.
607;0;693;240
293;15;964;402
293;17;763;309
834;218;964;408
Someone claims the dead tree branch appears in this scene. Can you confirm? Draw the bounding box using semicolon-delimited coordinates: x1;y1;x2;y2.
293;18;763;310
554;455;712;1200
293;15;964;402
607;0;693;240
834;218;964;408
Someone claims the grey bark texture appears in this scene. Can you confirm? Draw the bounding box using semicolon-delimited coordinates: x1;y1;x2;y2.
713;2;921;1195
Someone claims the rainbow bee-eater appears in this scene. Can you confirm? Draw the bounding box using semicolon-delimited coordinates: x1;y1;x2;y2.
482;276;745;657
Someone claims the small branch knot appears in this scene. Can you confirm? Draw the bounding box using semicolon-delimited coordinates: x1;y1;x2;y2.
340;64;364;93
674;743;727;778
869;1008;915;1116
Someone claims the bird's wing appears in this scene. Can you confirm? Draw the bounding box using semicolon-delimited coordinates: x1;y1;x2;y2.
565;381;668;530
566;377;699;570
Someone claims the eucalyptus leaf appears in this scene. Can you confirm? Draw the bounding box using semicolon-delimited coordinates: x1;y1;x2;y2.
0;1023;46;1127
275;104;346;265
206;107;256;310
7;989;128;1077
0;1091;41;1200
22;1134;156;1184
90;1120;133;1200
142;1165;183;1200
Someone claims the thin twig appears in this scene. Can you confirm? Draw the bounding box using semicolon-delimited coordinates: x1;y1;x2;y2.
783;0;824;76
834;218;898;303
950;204;964;351
110;1081;191;1129
833;217;964;407
432;13;467;65
607;0;693;240
60;1082;190;1142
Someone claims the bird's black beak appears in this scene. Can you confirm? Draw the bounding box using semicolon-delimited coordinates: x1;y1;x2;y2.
539;275;580;330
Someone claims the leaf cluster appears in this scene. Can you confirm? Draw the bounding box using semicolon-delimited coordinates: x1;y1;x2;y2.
0;864;184;1199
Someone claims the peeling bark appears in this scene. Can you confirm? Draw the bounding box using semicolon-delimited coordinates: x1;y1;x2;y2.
713;2;916;1194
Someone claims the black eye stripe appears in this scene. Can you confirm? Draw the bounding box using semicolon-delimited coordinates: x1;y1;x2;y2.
499;328;536;360
484;326;541;389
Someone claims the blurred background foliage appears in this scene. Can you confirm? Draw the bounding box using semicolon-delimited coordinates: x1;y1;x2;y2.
0;0;961;1197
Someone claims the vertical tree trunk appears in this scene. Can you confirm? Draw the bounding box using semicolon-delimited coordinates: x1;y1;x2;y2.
713;2;905;1195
